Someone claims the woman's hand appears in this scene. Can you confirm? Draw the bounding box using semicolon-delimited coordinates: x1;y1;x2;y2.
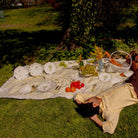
89;114;103;127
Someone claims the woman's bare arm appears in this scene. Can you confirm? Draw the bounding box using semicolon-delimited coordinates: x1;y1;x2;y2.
89;114;103;127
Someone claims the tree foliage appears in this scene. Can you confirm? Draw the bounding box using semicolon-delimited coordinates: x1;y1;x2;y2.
70;0;96;47
59;0;96;52
95;0;137;36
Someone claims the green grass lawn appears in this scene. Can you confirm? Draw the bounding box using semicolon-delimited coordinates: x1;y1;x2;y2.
0;65;137;137
0;6;138;138
0;57;137;138
0;97;137;138
0;6;61;31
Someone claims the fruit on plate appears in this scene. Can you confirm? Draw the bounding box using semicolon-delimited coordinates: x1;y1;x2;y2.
81;83;84;87
80;64;98;76
65;81;85;92
77;85;82;89
76;81;80;86
65;87;71;92
71;82;77;88
70;87;76;92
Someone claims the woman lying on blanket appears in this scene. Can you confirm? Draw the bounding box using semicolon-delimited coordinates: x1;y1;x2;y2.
74;70;138;134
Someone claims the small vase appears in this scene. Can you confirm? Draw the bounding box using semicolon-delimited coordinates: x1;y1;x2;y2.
98;59;104;72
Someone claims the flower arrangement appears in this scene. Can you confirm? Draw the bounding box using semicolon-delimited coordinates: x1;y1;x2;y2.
90;46;105;61
90;45;105;72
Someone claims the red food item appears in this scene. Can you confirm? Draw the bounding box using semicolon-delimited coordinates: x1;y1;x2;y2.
81;83;84;87
77;85;82;89
120;73;126;77
70;82;74;88
73;82;78;88
70;87;76;92
65;87;71;92
69;81;85;91
77;81;80;85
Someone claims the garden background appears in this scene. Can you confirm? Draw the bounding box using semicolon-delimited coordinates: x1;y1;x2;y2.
0;0;138;137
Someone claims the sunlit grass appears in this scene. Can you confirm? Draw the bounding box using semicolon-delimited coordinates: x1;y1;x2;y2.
0;64;13;87
0;95;137;138
0;6;61;32
0;57;137;138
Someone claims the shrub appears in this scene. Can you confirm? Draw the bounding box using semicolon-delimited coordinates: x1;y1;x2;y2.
112;39;130;52
36;46;84;62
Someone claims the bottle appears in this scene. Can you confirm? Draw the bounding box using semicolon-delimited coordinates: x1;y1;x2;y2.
79;54;84;70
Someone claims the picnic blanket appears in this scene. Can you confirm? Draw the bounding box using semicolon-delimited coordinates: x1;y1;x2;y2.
0;60;133;100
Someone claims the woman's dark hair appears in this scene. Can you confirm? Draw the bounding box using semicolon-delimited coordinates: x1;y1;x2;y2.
75;102;99;118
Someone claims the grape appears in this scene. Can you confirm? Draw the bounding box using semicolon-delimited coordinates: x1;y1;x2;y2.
80;64;98;76
59;62;67;68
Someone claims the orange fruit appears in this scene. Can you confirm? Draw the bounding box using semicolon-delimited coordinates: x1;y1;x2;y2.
70;87;76;92
65;87;71;92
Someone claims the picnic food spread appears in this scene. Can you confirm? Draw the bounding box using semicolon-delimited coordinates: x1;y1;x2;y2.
65;81;85;92
0;50;134;100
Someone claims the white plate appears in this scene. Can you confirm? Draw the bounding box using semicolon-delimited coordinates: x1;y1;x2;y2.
14;66;29;80
29;63;43;76
44;62;56;74
36;83;51;92
18;84;32;94
36;80;57;92
99;73;111;82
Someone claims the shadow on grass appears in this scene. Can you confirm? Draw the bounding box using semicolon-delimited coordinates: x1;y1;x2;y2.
0;29;62;67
